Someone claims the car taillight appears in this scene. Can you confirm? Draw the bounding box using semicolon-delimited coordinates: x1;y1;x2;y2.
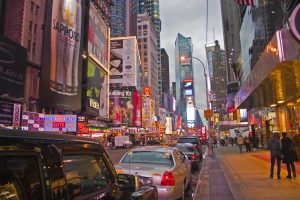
161;171;175;186
192;153;198;160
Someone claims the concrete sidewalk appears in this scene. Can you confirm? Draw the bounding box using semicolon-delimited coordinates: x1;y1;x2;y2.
193;145;300;200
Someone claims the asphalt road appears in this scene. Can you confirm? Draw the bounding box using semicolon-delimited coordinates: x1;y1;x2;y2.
107;146;204;200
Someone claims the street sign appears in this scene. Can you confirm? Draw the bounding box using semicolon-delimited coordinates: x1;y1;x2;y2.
204;109;212;119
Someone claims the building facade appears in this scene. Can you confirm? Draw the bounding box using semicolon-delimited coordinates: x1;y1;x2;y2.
109;0;126;37
161;48;170;94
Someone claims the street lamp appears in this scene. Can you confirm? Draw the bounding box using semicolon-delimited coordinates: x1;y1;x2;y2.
180;56;213;155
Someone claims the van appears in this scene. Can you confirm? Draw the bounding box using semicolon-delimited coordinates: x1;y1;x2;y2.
0;129;157;200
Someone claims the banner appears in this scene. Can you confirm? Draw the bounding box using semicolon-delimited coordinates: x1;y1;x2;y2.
22;111;45;132
86;59;109;118
0;36;27;98
40;0;84;111
133;91;142;126
0;101;15;126
44;115;77;132
88;2;109;68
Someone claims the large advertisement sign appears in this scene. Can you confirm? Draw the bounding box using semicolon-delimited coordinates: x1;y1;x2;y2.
110;38;137;88
184;81;193;96
166;116;172;135
133;91;142;126
86;59;109;118
187;107;195;121
109;89;134;126
0;101;21;127
40;0;84;111
88;2;109;68
22;112;45;132
44;115;77;132
0;36;27;98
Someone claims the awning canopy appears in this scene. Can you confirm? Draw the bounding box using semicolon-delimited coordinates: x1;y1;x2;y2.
235;29;300;109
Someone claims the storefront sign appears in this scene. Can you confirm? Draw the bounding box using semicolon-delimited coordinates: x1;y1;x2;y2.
22;111;45;131
0;36;27;98
77;115;86;122
201;126;207;141
44;115;77;132
144;86;151;97
0;101;19;127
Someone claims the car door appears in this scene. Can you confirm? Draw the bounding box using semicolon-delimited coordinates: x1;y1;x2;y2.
178;150;191;186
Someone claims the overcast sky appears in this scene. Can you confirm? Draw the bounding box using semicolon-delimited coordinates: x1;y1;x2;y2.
160;0;224;121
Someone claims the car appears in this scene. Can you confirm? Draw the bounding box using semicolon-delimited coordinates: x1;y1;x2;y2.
173;143;201;169
177;136;203;159
0;129;158;200
114;146;192;200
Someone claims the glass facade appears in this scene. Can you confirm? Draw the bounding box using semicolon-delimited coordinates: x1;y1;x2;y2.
110;0;126;37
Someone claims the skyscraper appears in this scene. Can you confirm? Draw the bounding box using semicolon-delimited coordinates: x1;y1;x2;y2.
109;0;126;37
161;48;170;94
175;33;194;127
220;0;242;82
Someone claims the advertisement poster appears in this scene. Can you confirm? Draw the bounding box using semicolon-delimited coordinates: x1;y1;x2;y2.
22;111;45;132
109;89;134;126
133;91;142;126
88;2;109;68
0;36;27;98
86;59;108;118
44;115;77;132
110;38;137;87
0;101;17;127
166;116;173;135
40;0;84;111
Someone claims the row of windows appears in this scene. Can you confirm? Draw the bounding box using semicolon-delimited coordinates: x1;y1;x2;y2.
30;1;39;16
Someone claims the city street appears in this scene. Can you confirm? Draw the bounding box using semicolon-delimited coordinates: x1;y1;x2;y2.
107;146;205;199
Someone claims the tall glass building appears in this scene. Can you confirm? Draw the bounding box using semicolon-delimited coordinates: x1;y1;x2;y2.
109;0;126;37
175;33;194;127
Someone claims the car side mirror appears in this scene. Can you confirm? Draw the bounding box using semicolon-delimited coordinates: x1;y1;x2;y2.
118;174;139;192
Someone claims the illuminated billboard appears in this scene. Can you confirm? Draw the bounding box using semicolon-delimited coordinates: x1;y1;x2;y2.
187;107;195;121
185;89;193;96
110;37;139;88
44;115;77;132
166;116;173;135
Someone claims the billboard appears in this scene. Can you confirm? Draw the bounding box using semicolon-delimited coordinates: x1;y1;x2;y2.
40;0;84;111
109;89;134;126
0;101;21;128
110;37;138;88
88;2;109;68
133;91;142;126
0;36;27;98
187;107;195;121
44;115;77;132
166;116;173;135
22;112;45;132
144;86;151;97
86;59;109;118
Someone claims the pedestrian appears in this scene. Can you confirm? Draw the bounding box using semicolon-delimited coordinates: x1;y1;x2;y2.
213;137;217;148
237;134;244;153
281;132;297;179
245;137;250;152
230;137;234;147
268;131;281;179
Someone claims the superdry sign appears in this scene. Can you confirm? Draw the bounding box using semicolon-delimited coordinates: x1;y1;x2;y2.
290;3;300;41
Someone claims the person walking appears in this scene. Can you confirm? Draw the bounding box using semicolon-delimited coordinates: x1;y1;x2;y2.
281;132;297;179
268;132;282;179
245;137;250;152
237;134;244;153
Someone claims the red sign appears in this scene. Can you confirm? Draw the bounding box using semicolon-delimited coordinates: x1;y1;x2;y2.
201;126;207;141
52;122;66;129
144;86;151;97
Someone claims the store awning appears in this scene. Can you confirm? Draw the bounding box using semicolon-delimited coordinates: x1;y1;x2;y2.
235;29;300;109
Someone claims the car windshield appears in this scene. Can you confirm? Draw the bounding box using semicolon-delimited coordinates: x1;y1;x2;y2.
175;145;195;152
121;151;174;165
178;138;198;144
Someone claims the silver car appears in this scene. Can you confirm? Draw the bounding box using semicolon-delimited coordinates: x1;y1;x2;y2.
114;146;191;200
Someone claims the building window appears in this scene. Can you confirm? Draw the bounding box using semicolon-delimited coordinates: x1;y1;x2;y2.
29;21;33;32
28;40;31;51
32;42;36;55
34;24;37;34
31;2;35;13
35;5;39;15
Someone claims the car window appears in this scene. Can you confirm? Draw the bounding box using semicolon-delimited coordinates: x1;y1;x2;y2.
0;156;43;200
63;155;113;199
175;145;195;152
177;151;186;163
121;151;174;165
178;138;198;144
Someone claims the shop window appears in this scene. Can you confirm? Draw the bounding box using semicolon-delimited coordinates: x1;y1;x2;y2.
63;154;113;199
0;156;43;200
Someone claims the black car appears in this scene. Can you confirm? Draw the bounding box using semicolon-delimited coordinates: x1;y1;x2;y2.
0;129;157;200
177;136;203;160
174;143;201;169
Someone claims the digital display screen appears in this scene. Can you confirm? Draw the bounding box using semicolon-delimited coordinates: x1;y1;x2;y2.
44;115;77;132
185;89;193;96
52;122;66;129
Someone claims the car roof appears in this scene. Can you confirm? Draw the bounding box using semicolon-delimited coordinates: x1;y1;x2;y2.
0;128;100;145
130;145;175;153
174;143;194;147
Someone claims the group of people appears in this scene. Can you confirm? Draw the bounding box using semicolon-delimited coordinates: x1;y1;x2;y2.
268;132;298;179
236;135;260;153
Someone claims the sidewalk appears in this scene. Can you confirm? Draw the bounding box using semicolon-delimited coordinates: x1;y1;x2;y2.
193;145;300;200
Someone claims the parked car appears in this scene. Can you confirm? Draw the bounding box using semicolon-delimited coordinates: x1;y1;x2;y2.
177;136;203;159
0;129;157;200
173;143;201;169
115;146;192;200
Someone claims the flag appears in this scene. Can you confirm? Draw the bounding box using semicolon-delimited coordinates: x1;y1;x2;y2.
235;0;257;7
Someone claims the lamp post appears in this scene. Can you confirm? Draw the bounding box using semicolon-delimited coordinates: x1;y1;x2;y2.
180;56;213;155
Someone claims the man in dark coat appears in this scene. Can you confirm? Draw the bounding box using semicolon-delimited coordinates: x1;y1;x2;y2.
268;132;282;179
281;132;297;179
